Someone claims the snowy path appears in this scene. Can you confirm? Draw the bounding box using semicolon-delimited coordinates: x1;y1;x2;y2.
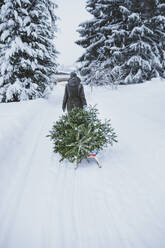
0;81;165;248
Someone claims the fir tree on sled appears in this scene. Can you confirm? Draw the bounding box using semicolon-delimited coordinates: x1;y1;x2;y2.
47;106;117;169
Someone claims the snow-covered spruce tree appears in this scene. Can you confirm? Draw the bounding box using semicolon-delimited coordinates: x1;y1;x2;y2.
151;0;165;78
0;0;58;102
120;0;163;84
76;0;131;85
77;0;164;85
96;1;130;85
102;0;163;84
76;0;105;85
47;106;117;168
87;60;122;89
0;0;4;86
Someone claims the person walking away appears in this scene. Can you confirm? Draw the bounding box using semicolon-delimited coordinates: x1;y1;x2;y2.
62;72;87;112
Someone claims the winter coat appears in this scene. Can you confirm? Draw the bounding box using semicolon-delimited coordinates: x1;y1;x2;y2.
62;76;87;112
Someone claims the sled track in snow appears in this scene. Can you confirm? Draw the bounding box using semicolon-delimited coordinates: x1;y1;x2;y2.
0;109;50;246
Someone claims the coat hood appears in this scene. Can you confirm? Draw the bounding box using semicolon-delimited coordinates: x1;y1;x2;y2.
68;76;81;87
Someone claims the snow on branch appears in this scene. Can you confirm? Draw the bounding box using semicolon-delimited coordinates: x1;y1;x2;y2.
129;41;151;53
158;4;165;9
128;13;140;22
16;0;21;7
1;30;10;42
127;56;151;71
130;25;153;38
119;6;130;16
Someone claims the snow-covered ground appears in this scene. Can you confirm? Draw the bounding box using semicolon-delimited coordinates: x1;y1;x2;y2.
0;79;165;248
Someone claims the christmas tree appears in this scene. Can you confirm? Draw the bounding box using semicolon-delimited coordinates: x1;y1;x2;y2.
0;0;58;102
48;106;117;169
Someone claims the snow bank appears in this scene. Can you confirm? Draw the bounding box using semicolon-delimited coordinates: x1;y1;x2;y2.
0;99;45;162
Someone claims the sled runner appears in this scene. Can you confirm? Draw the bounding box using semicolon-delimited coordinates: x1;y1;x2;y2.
74;152;101;169
87;152;101;168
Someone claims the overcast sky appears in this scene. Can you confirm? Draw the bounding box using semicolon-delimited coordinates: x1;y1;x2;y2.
55;0;91;67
